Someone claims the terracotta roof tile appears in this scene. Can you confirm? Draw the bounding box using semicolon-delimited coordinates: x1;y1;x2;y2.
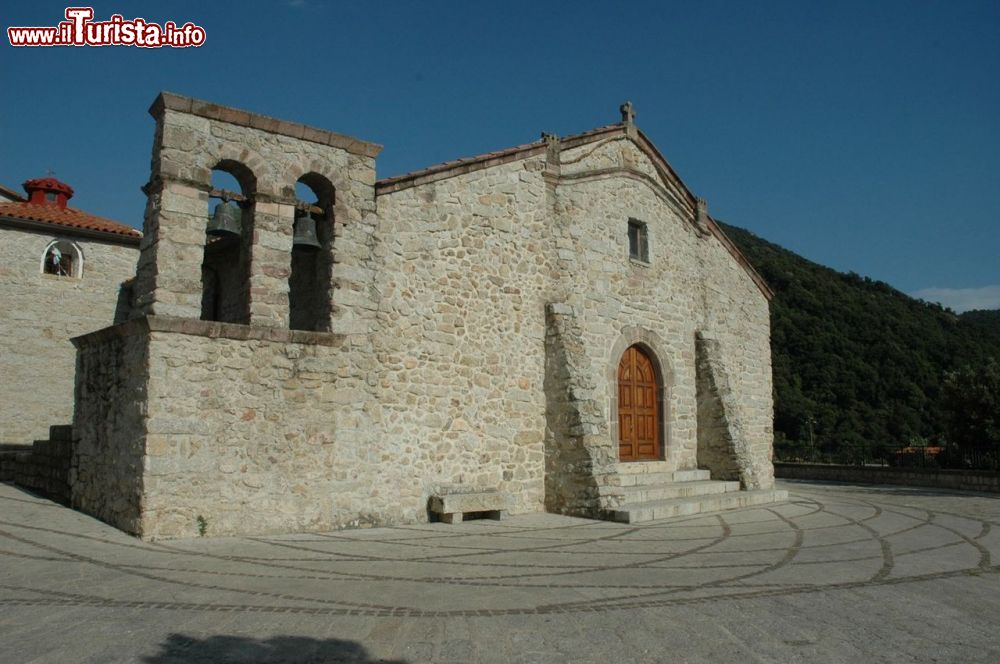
0;202;141;239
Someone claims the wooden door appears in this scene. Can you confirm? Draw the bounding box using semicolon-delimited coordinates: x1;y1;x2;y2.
618;345;660;461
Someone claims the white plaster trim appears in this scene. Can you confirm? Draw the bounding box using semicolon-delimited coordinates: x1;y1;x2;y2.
40;238;84;279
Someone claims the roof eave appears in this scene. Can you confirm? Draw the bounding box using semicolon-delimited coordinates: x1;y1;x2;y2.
0;215;142;245
376;143;548;195
0;183;26;202
375;124;628;195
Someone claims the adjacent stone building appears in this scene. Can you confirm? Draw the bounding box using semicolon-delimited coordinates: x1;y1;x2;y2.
67;93;784;539
0;177;140;443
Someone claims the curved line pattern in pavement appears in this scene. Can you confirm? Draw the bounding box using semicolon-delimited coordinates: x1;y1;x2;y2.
1;481;999;618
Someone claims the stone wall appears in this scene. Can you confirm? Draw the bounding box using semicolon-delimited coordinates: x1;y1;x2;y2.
141;319;380;539
72;316;382;539
374;155;555;517
0;225;137;442
775;463;1000;493
72;321;150;534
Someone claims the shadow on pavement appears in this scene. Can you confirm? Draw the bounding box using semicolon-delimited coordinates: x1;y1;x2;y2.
142;633;407;663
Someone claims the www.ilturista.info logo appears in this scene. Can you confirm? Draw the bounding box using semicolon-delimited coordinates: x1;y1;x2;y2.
7;7;206;48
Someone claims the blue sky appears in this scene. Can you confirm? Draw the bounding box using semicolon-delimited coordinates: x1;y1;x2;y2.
2;1;998;311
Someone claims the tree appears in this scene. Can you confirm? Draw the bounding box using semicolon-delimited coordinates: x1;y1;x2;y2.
941;358;1000;456
718;222;1000;464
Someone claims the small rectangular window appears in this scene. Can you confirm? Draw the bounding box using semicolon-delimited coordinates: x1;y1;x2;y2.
628;219;648;262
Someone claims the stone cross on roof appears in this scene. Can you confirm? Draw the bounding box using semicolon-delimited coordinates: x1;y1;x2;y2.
620;101;635;125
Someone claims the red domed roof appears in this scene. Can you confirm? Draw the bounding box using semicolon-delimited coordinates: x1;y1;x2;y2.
23;177;74;198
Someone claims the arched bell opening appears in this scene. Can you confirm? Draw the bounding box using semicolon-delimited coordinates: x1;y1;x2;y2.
201;161;256;324
288;174;334;332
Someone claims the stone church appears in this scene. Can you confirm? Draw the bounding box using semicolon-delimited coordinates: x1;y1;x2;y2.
0;178;139;444
47;93;784;539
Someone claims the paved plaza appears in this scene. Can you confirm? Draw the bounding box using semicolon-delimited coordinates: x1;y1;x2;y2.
2;480;1000;663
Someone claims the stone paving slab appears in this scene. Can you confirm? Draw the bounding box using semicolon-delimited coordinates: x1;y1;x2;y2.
2;479;1000;662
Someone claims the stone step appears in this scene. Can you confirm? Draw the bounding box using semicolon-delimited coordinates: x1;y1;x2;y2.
618;469;712;486
620;480;741;503
616;461;682;474
49;425;73;441
616;461;673;473
670;469;712;482
609;489;789;524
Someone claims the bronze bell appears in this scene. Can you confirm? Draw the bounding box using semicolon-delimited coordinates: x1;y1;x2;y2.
207;201;242;237
293;210;322;250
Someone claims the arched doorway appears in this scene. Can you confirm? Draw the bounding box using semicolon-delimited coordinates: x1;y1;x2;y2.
618;345;661;461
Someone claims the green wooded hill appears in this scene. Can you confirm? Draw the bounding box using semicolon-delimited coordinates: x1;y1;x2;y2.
718;222;1000;462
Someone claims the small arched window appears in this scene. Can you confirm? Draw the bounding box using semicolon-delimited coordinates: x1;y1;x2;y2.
41;240;83;278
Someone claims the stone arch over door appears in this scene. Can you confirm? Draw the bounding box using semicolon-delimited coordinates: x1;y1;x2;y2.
608;328;671;462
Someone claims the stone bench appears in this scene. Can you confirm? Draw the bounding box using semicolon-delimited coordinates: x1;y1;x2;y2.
429;487;508;524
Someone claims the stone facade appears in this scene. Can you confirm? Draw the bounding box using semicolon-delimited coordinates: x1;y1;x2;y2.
0;220;138;443
69;93;777;539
